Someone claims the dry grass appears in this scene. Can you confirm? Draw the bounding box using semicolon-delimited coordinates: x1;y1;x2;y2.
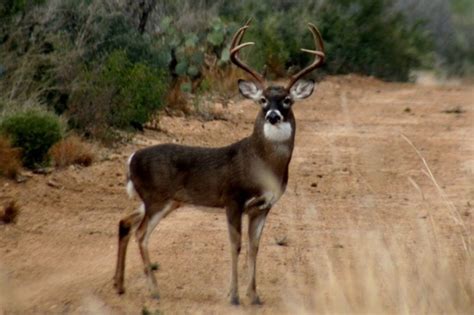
283;134;473;314
163;68;239;121
48;135;96;168
160;67;241;121
164;80;191;115
0;201;20;224
202;66;242;106
0;135;22;179
401;133;472;254
285;227;473;314
163;66;242;121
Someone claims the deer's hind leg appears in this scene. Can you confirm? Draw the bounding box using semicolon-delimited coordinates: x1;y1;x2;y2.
135;200;179;299
114;204;145;294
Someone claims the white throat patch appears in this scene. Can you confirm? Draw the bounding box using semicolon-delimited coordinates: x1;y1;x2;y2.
263;122;292;142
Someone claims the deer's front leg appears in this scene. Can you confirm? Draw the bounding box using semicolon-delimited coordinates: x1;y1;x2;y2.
247;210;269;305
226;204;243;305
245;191;275;212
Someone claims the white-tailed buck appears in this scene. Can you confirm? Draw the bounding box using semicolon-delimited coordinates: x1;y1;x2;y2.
113;20;325;305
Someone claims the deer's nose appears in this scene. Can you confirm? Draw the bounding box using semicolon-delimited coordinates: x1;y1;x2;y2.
266;111;282;125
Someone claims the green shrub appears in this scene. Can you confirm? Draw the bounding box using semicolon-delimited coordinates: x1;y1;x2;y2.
240;14;291;77
104;51;169;128
0;0;469;145
314;0;432;81
0;110;63;168
443;0;474;76
0;0;46;19
50;1;161;66
68;50;168;138
217;0;432;81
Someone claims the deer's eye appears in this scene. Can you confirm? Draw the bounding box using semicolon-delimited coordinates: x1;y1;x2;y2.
259;98;267;106
283;97;292;107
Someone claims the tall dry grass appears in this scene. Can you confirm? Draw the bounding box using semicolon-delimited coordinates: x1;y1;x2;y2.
48;135;96;168
284;227;472;314
282;134;473;314
0;201;20;225
0;136;22;179
202;66;242;107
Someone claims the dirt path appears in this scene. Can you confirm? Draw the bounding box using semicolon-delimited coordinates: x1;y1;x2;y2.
1;76;473;314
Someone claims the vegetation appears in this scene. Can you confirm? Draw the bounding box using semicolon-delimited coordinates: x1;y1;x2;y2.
0;201;20;224
48;135;96;168
68;50;168;138
0;0;472;171
316;0;431;80
0;110;63;168
394;0;474;76
0;136;22;178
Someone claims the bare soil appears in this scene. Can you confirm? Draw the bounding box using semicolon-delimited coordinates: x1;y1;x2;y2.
1;75;473;314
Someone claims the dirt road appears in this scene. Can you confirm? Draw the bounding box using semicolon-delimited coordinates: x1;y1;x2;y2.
1;76;473;314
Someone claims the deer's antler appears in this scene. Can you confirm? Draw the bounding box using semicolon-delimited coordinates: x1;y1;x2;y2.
286;23;325;91
230;19;265;87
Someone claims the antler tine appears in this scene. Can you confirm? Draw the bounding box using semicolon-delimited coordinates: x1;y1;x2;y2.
231;18;252;48
308;23;325;53
286;23;325;91
230;26;247;49
230;19;265;86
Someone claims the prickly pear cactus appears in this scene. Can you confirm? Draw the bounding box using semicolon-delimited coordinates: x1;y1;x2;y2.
157;16;238;91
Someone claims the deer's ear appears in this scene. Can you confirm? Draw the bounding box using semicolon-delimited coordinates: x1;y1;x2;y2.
290;79;315;100
238;79;263;101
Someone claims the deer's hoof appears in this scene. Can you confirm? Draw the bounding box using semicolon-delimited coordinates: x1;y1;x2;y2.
251;295;263;305
230;295;240;306
116;288;125;295
113;281;125;295
247;290;262;305
150;291;160;300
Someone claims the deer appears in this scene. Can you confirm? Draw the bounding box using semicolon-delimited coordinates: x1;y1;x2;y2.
113;20;325;305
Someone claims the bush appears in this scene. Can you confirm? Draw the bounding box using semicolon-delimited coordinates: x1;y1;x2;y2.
0;0;46;20
0;135;22;178
49;135;96;168
0;0;468;144
0;0;171;131
316;0;432;81
0;110;63;168
218;0;432;81
242;13;293;77
48;0;162;66
68;50;168;138
0;201;19;224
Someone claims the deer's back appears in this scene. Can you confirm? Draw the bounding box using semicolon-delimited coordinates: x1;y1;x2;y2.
129;141;267;208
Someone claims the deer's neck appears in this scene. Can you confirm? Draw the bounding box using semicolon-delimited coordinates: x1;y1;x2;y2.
251;111;296;162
